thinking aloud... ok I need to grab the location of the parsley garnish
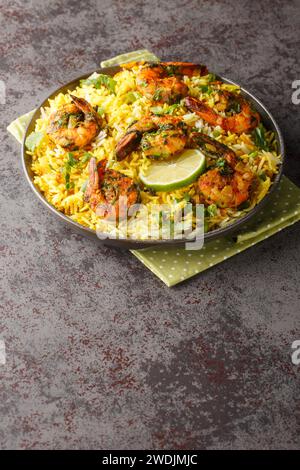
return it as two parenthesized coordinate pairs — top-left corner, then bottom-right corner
(252, 124), (269, 151)
(80, 74), (116, 94)
(63, 152), (92, 190)
(200, 85), (213, 95)
(124, 91), (142, 104)
(80, 152), (93, 165)
(207, 73), (216, 82)
(153, 89), (163, 101)
(183, 193), (191, 203)
(207, 204), (217, 216)
(64, 152), (76, 189)
(150, 103), (180, 116)
(67, 152), (78, 167)
(25, 131), (44, 151)
(216, 158), (233, 176)
(97, 106), (105, 116)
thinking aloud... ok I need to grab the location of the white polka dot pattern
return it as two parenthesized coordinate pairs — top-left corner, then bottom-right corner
(132, 177), (300, 287)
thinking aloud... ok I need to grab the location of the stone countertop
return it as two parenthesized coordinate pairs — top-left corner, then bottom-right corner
(1, 0), (300, 449)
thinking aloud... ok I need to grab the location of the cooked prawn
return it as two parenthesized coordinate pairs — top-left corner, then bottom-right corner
(116, 115), (188, 161)
(191, 132), (255, 208)
(184, 91), (260, 134)
(124, 61), (208, 104)
(47, 95), (102, 150)
(84, 158), (140, 220)
(188, 131), (236, 166)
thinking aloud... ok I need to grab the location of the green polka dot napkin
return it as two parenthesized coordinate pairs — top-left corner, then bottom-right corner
(132, 176), (300, 286)
(8, 50), (300, 286)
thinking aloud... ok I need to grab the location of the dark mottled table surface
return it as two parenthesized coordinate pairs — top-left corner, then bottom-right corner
(1, 0), (300, 450)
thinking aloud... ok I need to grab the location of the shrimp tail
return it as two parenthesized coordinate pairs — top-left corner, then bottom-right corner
(188, 132), (236, 165)
(84, 157), (99, 203)
(185, 94), (260, 135)
(115, 130), (143, 161)
(84, 158), (108, 211)
(70, 94), (102, 126)
(184, 96), (224, 128)
(70, 94), (92, 113)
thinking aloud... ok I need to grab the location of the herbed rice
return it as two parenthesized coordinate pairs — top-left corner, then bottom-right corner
(28, 66), (281, 239)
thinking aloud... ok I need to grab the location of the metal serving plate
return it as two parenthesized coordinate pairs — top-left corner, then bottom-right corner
(22, 66), (285, 249)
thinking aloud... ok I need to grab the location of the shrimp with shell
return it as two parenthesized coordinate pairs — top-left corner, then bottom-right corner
(84, 158), (140, 220)
(189, 132), (255, 208)
(123, 61), (208, 104)
(115, 114), (188, 161)
(184, 91), (260, 135)
(47, 95), (102, 150)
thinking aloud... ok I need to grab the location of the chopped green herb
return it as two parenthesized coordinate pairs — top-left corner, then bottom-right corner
(238, 200), (250, 210)
(212, 129), (221, 138)
(64, 169), (71, 190)
(25, 131), (44, 151)
(80, 74), (116, 94)
(166, 103), (180, 114)
(150, 106), (164, 115)
(259, 171), (267, 181)
(56, 113), (69, 128)
(63, 153), (78, 190)
(183, 193), (191, 203)
(80, 152), (92, 165)
(207, 204), (217, 216)
(252, 124), (269, 151)
(68, 114), (81, 128)
(268, 133), (278, 152)
(227, 100), (241, 114)
(124, 91), (142, 104)
(66, 181), (75, 190)
(97, 106), (105, 116)
(81, 179), (89, 193)
(207, 73), (216, 82)
(153, 89), (163, 101)
(248, 151), (258, 158)
(150, 103), (180, 116)
(216, 159), (225, 168)
(64, 170), (71, 189)
(67, 152), (78, 167)
(165, 64), (178, 76)
(200, 85), (213, 95)
(216, 158), (233, 176)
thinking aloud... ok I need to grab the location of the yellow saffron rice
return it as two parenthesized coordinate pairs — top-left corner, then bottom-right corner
(28, 67), (281, 239)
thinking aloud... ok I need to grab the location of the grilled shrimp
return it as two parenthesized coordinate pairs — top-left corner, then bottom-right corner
(184, 91), (260, 134)
(47, 95), (102, 150)
(190, 132), (255, 208)
(124, 61), (208, 104)
(188, 132), (236, 166)
(116, 115), (188, 161)
(84, 158), (140, 220)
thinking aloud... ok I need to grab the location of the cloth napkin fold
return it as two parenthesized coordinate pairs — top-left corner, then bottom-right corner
(8, 50), (300, 286)
(132, 176), (300, 286)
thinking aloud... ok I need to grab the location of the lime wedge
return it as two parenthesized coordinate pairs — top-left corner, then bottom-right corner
(140, 149), (206, 192)
(100, 50), (159, 68)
